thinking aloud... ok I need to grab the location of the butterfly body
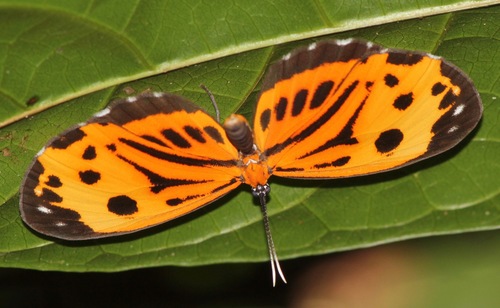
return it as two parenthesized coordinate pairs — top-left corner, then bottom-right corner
(20, 39), (482, 284)
(223, 114), (272, 188)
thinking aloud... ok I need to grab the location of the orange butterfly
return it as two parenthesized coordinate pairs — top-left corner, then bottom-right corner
(20, 39), (482, 286)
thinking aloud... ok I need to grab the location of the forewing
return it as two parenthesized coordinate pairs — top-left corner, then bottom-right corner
(20, 93), (241, 239)
(253, 40), (482, 178)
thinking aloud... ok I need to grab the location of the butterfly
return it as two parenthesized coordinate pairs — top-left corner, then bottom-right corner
(20, 39), (482, 286)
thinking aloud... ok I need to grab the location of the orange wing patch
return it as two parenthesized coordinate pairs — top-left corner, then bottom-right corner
(253, 40), (482, 178)
(21, 94), (241, 239)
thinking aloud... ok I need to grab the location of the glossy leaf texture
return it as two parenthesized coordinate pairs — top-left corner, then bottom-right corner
(0, 1), (498, 271)
(0, 0), (496, 126)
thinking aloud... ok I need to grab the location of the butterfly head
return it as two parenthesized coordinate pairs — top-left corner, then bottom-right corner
(251, 183), (271, 200)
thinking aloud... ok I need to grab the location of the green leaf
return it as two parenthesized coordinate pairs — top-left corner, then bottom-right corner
(0, 1), (498, 272)
(0, 0), (496, 125)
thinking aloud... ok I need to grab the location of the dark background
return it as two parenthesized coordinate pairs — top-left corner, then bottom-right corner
(3, 229), (500, 307)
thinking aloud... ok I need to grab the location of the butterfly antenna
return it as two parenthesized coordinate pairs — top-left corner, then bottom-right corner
(200, 84), (220, 122)
(253, 184), (287, 287)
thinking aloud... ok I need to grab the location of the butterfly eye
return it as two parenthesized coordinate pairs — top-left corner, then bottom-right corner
(251, 183), (271, 199)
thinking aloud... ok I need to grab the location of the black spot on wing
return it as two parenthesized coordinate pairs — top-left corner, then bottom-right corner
(331, 156), (351, 167)
(166, 198), (182, 206)
(45, 175), (62, 188)
(162, 129), (191, 148)
(310, 81), (334, 109)
(292, 89), (308, 116)
(260, 108), (271, 131)
(384, 74), (399, 87)
(275, 97), (287, 121)
(107, 195), (138, 215)
(79, 170), (101, 185)
(314, 156), (351, 169)
(203, 126), (225, 144)
(184, 126), (206, 143)
(106, 143), (117, 151)
(386, 53), (423, 65)
(375, 129), (403, 153)
(432, 82), (446, 96)
(82, 145), (96, 160)
(51, 128), (86, 149)
(393, 93), (414, 110)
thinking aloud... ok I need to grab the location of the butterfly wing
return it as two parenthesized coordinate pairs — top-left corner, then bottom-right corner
(253, 39), (482, 178)
(20, 93), (241, 239)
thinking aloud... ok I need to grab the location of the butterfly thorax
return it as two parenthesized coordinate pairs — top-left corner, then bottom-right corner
(240, 153), (271, 187)
(224, 114), (272, 188)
